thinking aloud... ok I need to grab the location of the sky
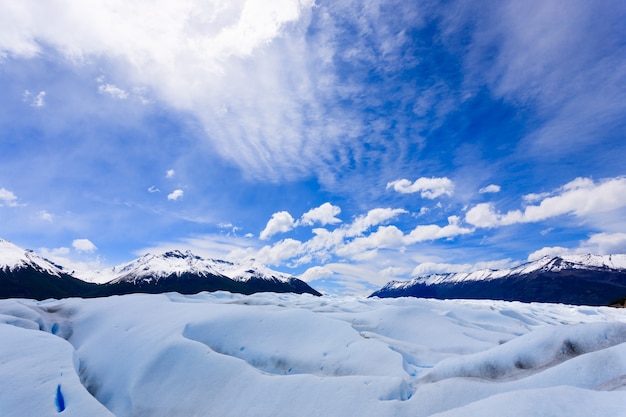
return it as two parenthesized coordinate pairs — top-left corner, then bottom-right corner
(1, 0), (626, 295)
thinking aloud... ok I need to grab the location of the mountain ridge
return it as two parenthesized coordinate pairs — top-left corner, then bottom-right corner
(0, 239), (320, 299)
(371, 255), (626, 306)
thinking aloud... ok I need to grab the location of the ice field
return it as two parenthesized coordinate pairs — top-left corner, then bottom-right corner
(1, 292), (626, 416)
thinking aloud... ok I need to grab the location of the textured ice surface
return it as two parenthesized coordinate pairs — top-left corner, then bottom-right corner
(1, 293), (625, 416)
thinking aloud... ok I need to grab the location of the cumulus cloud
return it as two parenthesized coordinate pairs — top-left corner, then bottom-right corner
(299, 202), (341, 226)
(255, 238), (302, 265)
(259, 211), (295, 240)
(0, 187), (19, 207)
(72, 238), (97, 253)
(387, 177), (454, 199)
(167, 189), (184, 200)
(166, 169), (175, 179)
(336, 225), (405, 257)
(466, 177), (626, 228)
(479, 184), (501, 194)
(148, 186), (160, 193)
(299, 265), (333, 282)
(527, 246), (572, 261)
(256, 207), (472, 267)
(528, 232), (626, 261)
(346, 208), (407, 237)
(404, 215), (473, 243)
(583, 232), (626, 254)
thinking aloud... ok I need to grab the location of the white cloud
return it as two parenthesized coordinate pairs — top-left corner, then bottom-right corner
(299, 266), (333, 282)
(32, 90), (46, 107)
(166, 169), (175, 179)
(0, 187), (19, 207)
(299, 202), (341, 226)
(259, 211), (295, 240)
(148, 186), (160, 193)
(523, 192), (550, 204)
(528, 232), (626, 261)
(387, 177), (454, 199)
(466, 177), (626, 228)
(167, 189), (184, 201)
(404, 215), (473, 243)
(346, 208), (407, 237)
(255, 238), (302, 265)
(72, 238), (97, 253)
(479, 184), (501, 194)
(257, 208), (471, 266)
(38, 246), (103, 275)
(527, 246), (572, 261)
(465, 203), (509, 228)
(336, 225), (405, 257)
(411, 258), (515, 277)
(98, 83), (128, 99)
(582, 232), (626, 254)
(0, 0), (332, 181)
(38, 210), (54, 222)
(23, 90), (46, 108)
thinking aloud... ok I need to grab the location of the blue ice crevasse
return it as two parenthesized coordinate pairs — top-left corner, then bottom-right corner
(55, 384), (65, 412)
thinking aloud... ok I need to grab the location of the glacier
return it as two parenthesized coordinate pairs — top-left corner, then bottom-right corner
(1, 292), (626, 416)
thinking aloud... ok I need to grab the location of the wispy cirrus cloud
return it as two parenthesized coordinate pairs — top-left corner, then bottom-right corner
(98, 83), (128, 100)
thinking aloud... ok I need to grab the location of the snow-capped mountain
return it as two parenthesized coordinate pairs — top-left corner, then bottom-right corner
(77, 250), (321, 296)
(0, 240), (321, 299)
(83, 250), (300, 285)
(0, 238), (322, 299)
(371, 255), (626, 306)
(0, 239), (100, 300)
(0, 238), (65, 276)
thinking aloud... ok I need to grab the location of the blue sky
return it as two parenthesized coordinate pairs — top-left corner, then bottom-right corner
(1, 1), (626, 295)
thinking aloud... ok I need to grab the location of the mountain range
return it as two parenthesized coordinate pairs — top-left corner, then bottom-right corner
(0, 239), (320, 300)
(370, 254), (626, 306)
(3, 237), (626, 305)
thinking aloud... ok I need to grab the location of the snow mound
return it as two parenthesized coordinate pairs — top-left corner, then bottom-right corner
(421, 322), (626, 382)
